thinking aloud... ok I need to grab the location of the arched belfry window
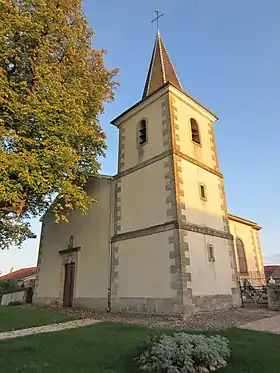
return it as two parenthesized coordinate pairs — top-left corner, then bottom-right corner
(138, 119), (147, 146)
(236, 238), (248, 274)
(190, 118), (200, 145)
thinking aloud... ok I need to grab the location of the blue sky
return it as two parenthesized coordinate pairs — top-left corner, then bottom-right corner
(1, 0), (280, 274)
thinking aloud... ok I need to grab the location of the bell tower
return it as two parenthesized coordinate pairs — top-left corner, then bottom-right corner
(109, 30), (240, 315)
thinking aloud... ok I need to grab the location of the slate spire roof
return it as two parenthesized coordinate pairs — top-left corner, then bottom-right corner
(142, 31), (182, 98)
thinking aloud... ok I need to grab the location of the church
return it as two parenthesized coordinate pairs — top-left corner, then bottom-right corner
(33, 32), (265, 315)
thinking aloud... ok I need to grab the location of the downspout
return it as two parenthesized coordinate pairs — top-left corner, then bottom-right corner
(107, 177), (115, 312)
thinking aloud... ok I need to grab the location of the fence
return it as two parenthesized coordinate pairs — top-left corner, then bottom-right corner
(238, 274), (268, 308)
(0, 287), (33, 306)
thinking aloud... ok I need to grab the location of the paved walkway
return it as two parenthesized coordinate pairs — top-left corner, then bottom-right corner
(0, 319), (101, 341)
(239, 314), (280, 334)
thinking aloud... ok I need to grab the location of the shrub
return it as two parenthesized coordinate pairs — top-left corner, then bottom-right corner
(8, 301), (23, 306)
(135, 332), (230, 373)
(0, 279), (18, 291)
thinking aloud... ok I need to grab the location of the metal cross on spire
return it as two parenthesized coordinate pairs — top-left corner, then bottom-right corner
(151, 9), (164, 33)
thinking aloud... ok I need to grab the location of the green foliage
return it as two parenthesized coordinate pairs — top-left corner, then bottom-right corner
(0, 278), (18, 291)
(0, 306), (75, 332)
(0, 0), (118, 249)
(8, 300), (23, 306)
(136, 332), (230, 373)
(0, 322), (279, 372)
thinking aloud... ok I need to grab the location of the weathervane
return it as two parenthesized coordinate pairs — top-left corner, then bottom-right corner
(151, 9), (164, 33)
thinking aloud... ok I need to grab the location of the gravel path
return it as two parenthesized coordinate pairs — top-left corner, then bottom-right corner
(40, 306), (279, 331)
(239, 314), (280, 334)
(1, 307), (279, 341)
(0, 319), (101, 341)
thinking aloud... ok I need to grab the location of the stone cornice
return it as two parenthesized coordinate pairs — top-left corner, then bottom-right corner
(111, 220), (232, 242)
(59, 247), (81, 255)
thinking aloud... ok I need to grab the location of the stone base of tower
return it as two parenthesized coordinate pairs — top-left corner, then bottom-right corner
(181, 290), (241, 316)
(110, 292), (241, 316)
(191, 293), (240, 313)
(110, 225), (241, 316)
(111, 297), (180, 314)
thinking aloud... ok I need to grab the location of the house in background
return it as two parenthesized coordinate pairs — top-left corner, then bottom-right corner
(264, 265), (280, 283)
(0, 267), (38, 288)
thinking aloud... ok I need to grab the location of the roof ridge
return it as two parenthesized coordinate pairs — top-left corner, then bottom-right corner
(0, 267), (37, 280)
(158, 34), (166, 84)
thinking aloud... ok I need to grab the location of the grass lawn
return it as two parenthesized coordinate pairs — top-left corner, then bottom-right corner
(0, 306), (75, 332)
(0, 322), (280, 373)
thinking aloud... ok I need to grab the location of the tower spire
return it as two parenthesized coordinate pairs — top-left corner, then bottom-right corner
(151, 9), (164, 34)
(142, 32), (183, 99)
(143, 12), (182, 99)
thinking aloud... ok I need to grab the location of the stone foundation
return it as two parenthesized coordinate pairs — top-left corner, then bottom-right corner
(34, 293), (238, 315)
(111, 297), (180, 314)
(111, 294), (236, 315)
(32, 296), (59, 307)
(192, 294), (234, 312)
(73, 297), (108, 310)
(33, 296), (108, 310)
(231, 287), (242, 308)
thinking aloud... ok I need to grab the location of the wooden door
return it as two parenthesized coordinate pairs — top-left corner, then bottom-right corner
(63, 262), (75, 307)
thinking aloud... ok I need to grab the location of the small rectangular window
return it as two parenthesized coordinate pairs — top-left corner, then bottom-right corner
(208, 244), (215, 262)
(199, 183), (207, 201)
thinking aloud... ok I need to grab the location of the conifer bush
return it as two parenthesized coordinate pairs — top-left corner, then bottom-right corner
(136, 332), (230, 373)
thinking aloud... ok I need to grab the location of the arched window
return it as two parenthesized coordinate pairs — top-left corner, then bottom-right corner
(190, 118), (200, 145)
(138, 119), (147, 146)
(236, 238), (248, 274)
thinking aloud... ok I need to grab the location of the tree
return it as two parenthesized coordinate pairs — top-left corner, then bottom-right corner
(0, 0), (118, 249)
(0, 278), (18, 291)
